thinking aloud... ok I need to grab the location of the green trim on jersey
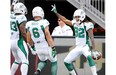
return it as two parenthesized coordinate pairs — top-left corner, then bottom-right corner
(84, 26), (90, 49)
(17, 38), (27, 58)
(40, 25), (44, 31)
(40, 25), (49, 46)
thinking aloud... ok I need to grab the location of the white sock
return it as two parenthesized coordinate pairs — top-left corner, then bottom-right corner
(69, 69), (76, 75)
(11, 63), (19, 75)
(20, 64), (28, 75)
(90, 65), (98, 75)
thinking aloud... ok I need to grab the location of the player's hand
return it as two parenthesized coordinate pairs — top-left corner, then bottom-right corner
(31, 51), (36, 55)
(52, 47), (57, 58)
(30, 49), (36, 55)
(31, 46), (36, 55)
(12, 0), (19, 5)
(51, 4), (57, 13)
(27, 43), (36, 55)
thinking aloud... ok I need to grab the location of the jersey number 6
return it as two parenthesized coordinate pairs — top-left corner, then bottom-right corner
(32, 28), (40, 38)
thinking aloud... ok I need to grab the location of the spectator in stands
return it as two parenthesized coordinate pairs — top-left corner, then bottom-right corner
(52, 19), (73, 36)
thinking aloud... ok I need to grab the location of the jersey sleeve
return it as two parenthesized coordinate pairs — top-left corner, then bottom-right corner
(26, 21), (31, 32)
(43, 19), (50, 28)
(85, 22), (94, 31)
(17, 15), (27, 25)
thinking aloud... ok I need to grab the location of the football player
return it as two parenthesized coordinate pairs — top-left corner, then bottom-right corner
(26, 6), (57, 75)
(10, 2), (29, 75)
(51, 4), (98, 75)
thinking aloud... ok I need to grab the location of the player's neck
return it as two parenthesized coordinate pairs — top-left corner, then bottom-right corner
(34, 16), (42, 21)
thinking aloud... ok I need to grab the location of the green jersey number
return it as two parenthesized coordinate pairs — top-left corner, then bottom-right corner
(32, 28), (40, 38)
(74, 27), (85, 38)
(10, 21), (17, 31)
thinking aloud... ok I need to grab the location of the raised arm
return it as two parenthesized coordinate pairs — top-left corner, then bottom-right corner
(51, 4), (72, 26)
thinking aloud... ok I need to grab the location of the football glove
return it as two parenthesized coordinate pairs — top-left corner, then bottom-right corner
(92, 50), (102, 60)
(51, 4), (57, 13)
(52, 47), (57, 58)
(27, 43), (36, 55)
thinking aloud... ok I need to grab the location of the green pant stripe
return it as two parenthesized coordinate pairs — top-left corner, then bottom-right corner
(22, 62), (29, 65)
(14, 61), (20, 64)
(18, 38), (27, 58)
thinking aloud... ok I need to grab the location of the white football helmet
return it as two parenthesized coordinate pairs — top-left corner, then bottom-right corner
(13, 2), (27, 15)
(73, 9), (86, 21)
(92, 50), (102, 60)
(32, 6), (44, 19)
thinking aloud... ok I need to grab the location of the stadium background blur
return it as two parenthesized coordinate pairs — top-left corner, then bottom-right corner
(13, 0), (105, 36)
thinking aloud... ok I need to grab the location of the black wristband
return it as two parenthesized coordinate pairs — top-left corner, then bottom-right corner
(52, 47), (55, 51)
(31, 45), (36, 51)
(31, 45), (34, 48)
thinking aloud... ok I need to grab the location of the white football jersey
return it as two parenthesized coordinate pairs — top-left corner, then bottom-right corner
(16, 14), (27, 25)
(52, 24), (73, 36)
(72, 20), (94, 46)
(10, 14), (27, 40)
(10, 13), (19, 39)
(26, 19), (50, 48)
